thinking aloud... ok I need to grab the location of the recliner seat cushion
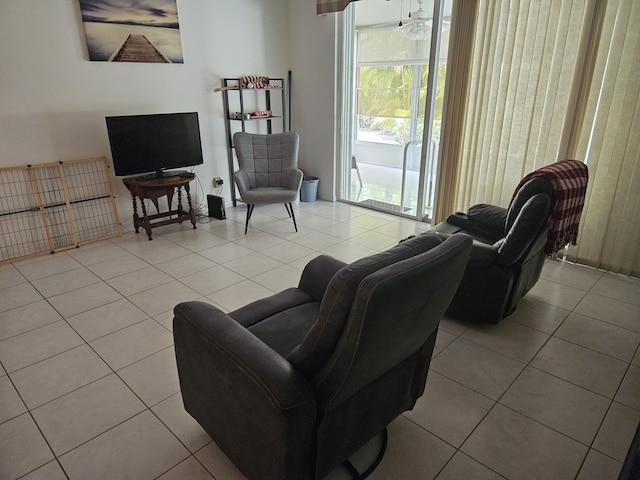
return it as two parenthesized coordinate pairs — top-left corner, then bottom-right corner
(247, 302), (321, 358)
(290, 233), (444, 377)
(230, 288), (316, 328)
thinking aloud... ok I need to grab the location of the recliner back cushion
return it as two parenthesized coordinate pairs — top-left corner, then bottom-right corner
(506, 176), (554, 232)
(494, 194), (552, 266)
(315, 234), (472, 410)
(289, 233), (443, 378)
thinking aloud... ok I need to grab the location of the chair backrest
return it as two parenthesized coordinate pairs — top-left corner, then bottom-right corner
(290, 233), (446, 377)
(313, 233), (472, 411)
(495, 193), (552, 266)
(233, 132), (299, 188)
(506, 176), (554, 233)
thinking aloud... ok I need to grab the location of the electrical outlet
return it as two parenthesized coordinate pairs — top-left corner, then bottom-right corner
(213, 177), (223, 186)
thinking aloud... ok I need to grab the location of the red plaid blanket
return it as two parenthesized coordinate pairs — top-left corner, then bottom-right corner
(512, 159), (588, 256)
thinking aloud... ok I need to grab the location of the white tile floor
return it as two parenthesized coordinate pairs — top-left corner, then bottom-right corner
(1, 200), (639, 480)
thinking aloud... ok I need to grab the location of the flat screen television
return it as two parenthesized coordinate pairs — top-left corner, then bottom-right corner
(105, 112), (204, 178)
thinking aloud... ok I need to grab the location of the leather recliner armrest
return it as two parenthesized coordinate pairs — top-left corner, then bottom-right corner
(424, 232), (497, 267)
(445, 212), (469, 229)
(467, 240), (498, 267)
(431, 218), (465, 235)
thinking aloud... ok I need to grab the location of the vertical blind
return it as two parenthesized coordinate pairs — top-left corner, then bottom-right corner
(439, 0), (639, 276)
(566, 0), (640, 276)
(456, 0), (590, 209)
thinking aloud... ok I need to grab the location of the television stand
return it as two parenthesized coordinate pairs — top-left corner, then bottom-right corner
(123, 174), (196, 240)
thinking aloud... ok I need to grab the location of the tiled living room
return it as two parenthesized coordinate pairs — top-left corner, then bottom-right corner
(1, 200), (639, 480)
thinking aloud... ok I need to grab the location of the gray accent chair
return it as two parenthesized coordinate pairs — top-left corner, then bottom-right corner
(233, 131), (303, 234)
(173, 232), (472, 480)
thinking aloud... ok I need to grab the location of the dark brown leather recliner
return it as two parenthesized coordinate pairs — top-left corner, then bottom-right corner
(428, 176), (554, 324)
(173, 232), (472, 480)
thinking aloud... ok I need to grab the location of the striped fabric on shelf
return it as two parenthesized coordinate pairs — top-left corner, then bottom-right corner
(316, 0), (359, 14)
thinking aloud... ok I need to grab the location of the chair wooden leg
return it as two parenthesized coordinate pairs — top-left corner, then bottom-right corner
(244, 204), (254, 234)
(287, 203), (298, 232)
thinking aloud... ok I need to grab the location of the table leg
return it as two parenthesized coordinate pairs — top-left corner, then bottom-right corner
(185, 184), (197, 229)
(177, 187), (183, 223)
(131, 194), (141, 234)
(139, 197), (153, 240)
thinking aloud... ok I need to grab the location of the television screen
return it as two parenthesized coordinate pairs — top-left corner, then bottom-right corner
(105, 112), (204, 177)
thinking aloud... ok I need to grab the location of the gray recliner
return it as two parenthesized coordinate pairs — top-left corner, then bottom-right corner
(428, 176), (554, 323)
(173, 232), (472, 480)
(233, 131), (303, 234)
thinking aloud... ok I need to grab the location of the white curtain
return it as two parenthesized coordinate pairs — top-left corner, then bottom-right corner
(434, 0), (478, 224)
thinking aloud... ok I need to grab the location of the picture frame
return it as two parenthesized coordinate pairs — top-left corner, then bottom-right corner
(78, 0), (184, 63)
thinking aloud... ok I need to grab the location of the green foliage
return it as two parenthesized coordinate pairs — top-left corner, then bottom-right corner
(356, 63), (447, 144)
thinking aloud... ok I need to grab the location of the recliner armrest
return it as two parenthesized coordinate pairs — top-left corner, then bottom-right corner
(468, 240), (498, 266)
(173, 301), (316, 480)
(298, 255), (347, 302)
(425, 232), (497, 267)
(174, 301), (315, 409)
(445, 212), (470, 229)
(431, 219), (464, 235)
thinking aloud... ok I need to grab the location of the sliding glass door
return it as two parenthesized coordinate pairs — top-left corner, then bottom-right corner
(339, 0), (451, 223)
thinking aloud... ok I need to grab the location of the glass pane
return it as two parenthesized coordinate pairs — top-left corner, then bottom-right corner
(357, 116), (412, 145)
(357, 66), (414, 89)
(358, 28), (431, 63)
(418, 64), (447, 117)
(357, 66), (414, 118)
(349, 0), (452, 221)
(357, 89), (412, 118)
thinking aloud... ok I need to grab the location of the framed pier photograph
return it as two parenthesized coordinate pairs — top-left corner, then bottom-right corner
(78, 0), (184, 63)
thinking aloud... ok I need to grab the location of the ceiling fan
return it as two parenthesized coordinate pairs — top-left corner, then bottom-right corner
(397, 0), (431, 40)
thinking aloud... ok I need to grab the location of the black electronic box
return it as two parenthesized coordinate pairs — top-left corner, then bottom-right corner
(207, 195), (226, 220)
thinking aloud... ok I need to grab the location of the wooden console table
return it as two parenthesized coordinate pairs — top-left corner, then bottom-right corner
(123, 174), (196, 240)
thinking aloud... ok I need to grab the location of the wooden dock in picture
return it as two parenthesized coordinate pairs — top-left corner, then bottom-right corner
(109, 34), (171, 63)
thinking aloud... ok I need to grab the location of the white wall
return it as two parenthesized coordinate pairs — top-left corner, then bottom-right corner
(0, 0), (292, 227)
(288, 1), (338, 201)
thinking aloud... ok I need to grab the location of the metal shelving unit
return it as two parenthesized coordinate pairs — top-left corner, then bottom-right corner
(220, 77), (287, 206)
